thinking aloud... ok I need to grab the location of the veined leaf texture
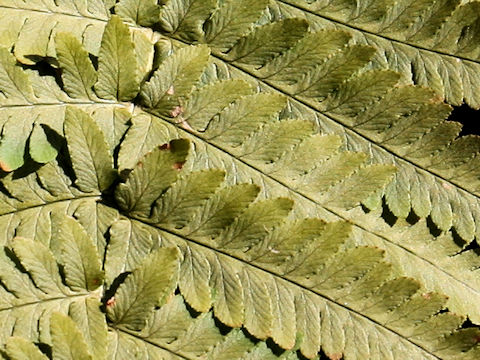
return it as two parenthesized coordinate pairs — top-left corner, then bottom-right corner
(0, 1), (480, 359)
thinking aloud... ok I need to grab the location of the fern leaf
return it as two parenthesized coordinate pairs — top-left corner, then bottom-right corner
(50, 312), (93, 360)
(55, 32), (97, 100)
(107, 247), (179, 331)
(226, 19), (309, 66)
(204, 0), (270, 51)
(58, 216), (104, 291)
(2, 4), (480, 359)
(109, 145), (480, 359)
(64, 107), (116, 193)
(5, 337), (49, 360)
(160, 0), (217, 41)
(115, 0), (160, 27)
(114, 140), (189, 215)
(149, 2), (480, 254)
(68, 299), (108, 360)
(0, 0), (110, 64)
(0, 108), (478, 359)
(94, 15), (140, 101)
(272, 0), (480, 108)
(140, 44), (211, 116)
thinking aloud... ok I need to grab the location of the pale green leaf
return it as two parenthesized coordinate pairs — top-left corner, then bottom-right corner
(5, 337), (49, 360)
(226, 19), (309, 66)
(140, 45), (211, 116)
(107, 247), (179, 330)
(0, 116), (31, 171)
(95, 15), (139, 101)
(11, 237), (67, 295)
(57, 216), (104, 291)
(69, 299), (108, 360)
(160, 0), (217, 41)
(50, 312), (93, 360)
(28, 122), (62, 164)
(183, 80), (255, 131)
(241, 268), (273, 340)
(187, 184), (260, 238)
(2, 3), (480, 359)
(153, 169), (226, 227)
(115, 0), (160, 26)
(115, 139), (189, 216)
(178, 242), (213, 313)
(55, 32), (97, 100)
(203, 93), (287, 146)
(204, 0), (270, 51)
(117, 113), (173, 171)
(64, 106), (116, 193)
(0, 46), (35, 103)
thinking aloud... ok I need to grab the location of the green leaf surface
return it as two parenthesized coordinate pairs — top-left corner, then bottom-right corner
(204, 0), (270, 51)
(64, 106), (116, 193)
(95, 15), (139, 101)
(107, 247), (179, 330)
(2, 3), (480, 359)
(115, 0), (160, 26)
(226, 19), (309, 66)
(115, 139), (189, 216)
(55, 32), (97, 100)
(5, 337), (49, 360)
(58, 216), (104, 291)
(140, 45), (211, 116)
(50, 312), (93, 360)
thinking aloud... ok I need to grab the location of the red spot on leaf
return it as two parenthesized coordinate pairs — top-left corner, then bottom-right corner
(160, 143), (171, 150)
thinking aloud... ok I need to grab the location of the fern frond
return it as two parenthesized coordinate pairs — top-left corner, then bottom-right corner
(2, 7), (480, 359)
(269, 0), (480, 109)
(143, 2), (480, 252)
(3, 0), (479, 244)
(122, 39), (480, 325)
(3, 123), (476, 359)
(2, 11), (476, 329)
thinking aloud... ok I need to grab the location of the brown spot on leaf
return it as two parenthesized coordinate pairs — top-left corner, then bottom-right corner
(160, 143), (171, 150)
(170, 106), (184, 118)
(137, 161), (143, 169)
(173, 162), (184, 171)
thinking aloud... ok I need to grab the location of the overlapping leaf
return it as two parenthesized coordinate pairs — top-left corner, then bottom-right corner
(269, 0), (480, 109)
(1, 5), (480, 360)
(0, 13), (154, 171)
(109, 141), (480, 359)
(154, 0), (480, 244)
(1, 108), (478, 359)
